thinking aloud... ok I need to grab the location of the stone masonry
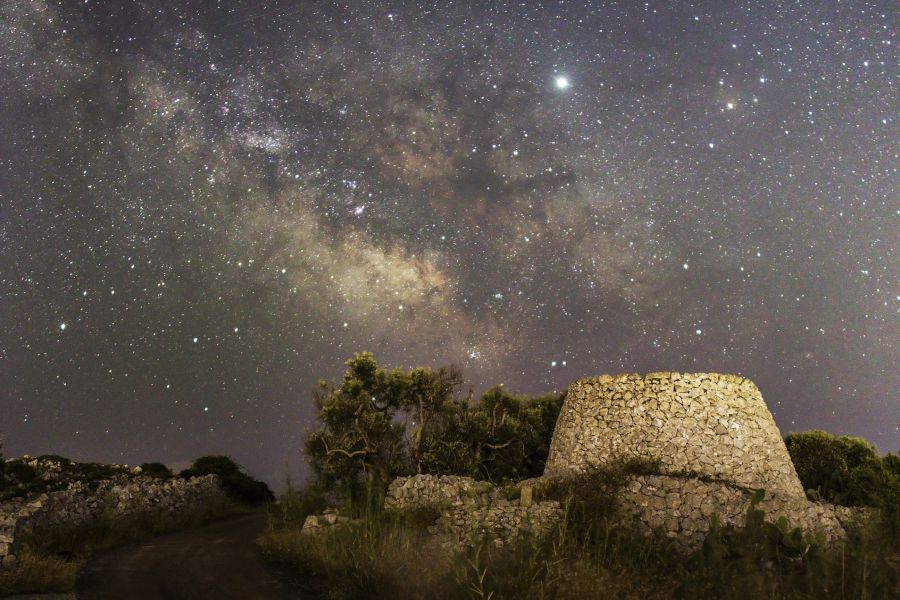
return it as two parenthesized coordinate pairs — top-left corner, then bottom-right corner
(377, 372), (853, 553)
(0, 472), (226, 569)
(385, 474), (562, 549)
(545, 372), (806, 499)
(619, 474), (848, 551)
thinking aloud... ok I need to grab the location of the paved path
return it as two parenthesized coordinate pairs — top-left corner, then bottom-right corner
(76, 513), (320, 600)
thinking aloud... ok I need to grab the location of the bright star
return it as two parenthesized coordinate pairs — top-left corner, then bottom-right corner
(554, 76), (570, 90)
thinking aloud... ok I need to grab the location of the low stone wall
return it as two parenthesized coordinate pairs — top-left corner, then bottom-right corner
(385, 474), (562, 549)
(619, 475), (846, 551)
(431, 497), (561, 549)
(0, 475), (226, 569)
(382, 473), (853, 554)
(385, 474), (495, 511)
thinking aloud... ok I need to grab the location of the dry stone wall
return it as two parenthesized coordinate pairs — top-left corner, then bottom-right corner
(618, 475), (847, 551)
(0, 473), (226, 569)
(385, 474), (561, 549)
(545, 372), (806, 499)
(375, 373), (851, 553)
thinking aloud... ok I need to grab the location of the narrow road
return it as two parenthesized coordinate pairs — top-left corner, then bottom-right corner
(76, 513), (321, 600)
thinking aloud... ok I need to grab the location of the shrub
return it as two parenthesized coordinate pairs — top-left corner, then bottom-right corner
(179, 455), (243, 478)
(181, 455), (274, 505)
(258, 501), (454, 599)
(6, 460), (37, 483)
(784, 430), (880, 505)
(139, 462), (173, 479)
(0, 548), (78, 597)
(70, 462), (120, 486)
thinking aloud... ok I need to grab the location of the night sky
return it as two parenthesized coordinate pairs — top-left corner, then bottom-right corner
(1, 1), (897, 485)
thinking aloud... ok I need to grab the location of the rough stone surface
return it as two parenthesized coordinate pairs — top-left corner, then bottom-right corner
(618, 475), (846, 551)
(385, 474), (561, 549)
(379, 373), (854, 553)
(545, 372), (806, 499)
(300, 508), (354, 534)
(384, 474), (494, 512)
(0, 470), (226, 568)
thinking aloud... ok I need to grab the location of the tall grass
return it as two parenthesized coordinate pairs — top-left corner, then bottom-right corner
(259, 485), (450, 599)
(0, 548), (79, 596)
(261, 467), (899, 599)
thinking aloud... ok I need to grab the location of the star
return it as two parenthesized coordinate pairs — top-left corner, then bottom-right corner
(0, 0), (894, 487)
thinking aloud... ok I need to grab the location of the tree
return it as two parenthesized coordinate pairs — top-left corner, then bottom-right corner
(304, 353), (412, 496)
(304, 353), (566, 497)
(419, 386), (565, 482)
(406, 365), (463, 473)
(181, 455), (274, 505)
(139, 462), (173, 479)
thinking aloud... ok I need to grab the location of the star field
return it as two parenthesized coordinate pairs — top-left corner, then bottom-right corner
(0, 1), (896, 484)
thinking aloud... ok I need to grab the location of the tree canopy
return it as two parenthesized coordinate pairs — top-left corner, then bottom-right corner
(304, 353), (564, 497)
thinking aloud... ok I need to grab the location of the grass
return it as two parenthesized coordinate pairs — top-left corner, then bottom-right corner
(260, 465), (900, 600)
(0, 548), (79, 597)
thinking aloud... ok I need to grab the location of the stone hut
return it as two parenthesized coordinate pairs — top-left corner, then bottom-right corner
(377, 372), (849, 552)
(545, 372), (806, 499)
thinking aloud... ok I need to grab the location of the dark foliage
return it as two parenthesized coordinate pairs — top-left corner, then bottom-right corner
(6, 460), (37, 483)
(180, 455), (275, 505)
(784, 430), (897, 507)
(138, 462), (173, 479)
(304, 353), (566, 501)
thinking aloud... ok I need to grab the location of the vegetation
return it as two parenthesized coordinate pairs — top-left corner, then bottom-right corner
(262, 354), (900, 599)
(0, 548), (79, 597)
(304, 352), (564, 500)
(0, 452), (262, 596)
(262, 465), (899, 599)
(139, 462), (174, 479)
(179, 455), (275, 505)
(784, 430), (899, 507)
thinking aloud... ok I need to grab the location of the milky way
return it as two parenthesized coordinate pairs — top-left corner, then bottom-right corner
(1, 1), (896, 483)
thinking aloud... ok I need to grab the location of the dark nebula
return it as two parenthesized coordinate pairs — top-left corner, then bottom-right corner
(1, 1), (896, 483)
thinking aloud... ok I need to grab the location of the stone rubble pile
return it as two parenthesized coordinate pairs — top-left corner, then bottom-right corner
(301, 508), (355, 533)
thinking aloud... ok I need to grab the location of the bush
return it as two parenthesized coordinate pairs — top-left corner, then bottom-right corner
(784, 430), (893, 507)
(181, 455), (274, 506)
(6, 460), (37, 483)
(139, 462), (173, 479)
(179, 455), (243, 478)
(258, 501), (454, 599)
